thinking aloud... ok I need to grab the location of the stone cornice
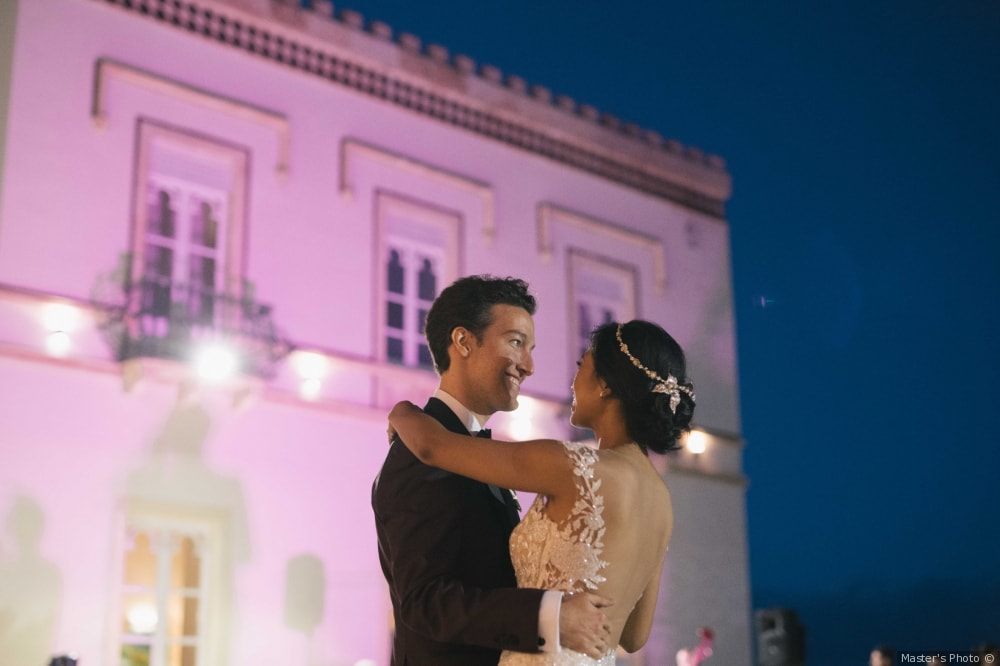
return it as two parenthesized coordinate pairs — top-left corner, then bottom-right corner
(93, 0), (731, 218)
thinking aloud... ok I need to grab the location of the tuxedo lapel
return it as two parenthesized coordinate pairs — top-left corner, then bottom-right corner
(422, 398), (520, 527)
(474, 428), (522, 524)
(422, 397), (469, 434)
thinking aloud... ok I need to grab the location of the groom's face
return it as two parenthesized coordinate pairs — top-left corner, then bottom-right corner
(460, 304), (535, 416)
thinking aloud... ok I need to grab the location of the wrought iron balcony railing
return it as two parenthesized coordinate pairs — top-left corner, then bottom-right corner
(93, 269), (291, 380)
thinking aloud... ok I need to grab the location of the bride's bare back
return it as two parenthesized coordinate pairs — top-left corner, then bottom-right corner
(505, 441), (672, 662)
(587, 443), (672, 651)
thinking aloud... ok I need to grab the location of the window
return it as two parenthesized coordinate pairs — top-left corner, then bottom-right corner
(376, 192), (459, 369)
(130, 121), (249, 348)
(119, 523), (211, 666)
(384, 246), (441, 367)
(142, 175), (228, 330)
(570, 251), (637, 359)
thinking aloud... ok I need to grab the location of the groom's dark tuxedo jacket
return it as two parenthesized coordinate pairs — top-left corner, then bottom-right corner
(372, 397), (545, 665)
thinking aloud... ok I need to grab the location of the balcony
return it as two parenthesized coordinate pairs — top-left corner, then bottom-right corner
(94, 271), (291, 381)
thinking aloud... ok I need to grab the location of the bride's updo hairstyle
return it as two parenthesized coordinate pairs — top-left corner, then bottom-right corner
(590, 320), (695, 454)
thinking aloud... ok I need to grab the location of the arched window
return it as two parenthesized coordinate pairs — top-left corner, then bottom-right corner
(377, 193), (459, 370)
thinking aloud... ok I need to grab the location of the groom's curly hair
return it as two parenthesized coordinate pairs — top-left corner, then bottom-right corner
(424, 275), (536, 374)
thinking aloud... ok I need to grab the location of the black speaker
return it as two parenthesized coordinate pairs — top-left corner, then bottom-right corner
(49, 657), (78, 666)
(755, 608), (806, 666)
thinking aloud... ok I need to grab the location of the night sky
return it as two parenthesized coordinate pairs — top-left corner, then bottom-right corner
(337, 1), (1000, 662)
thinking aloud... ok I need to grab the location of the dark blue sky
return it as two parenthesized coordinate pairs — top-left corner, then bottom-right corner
(339, 1), (1000, 662)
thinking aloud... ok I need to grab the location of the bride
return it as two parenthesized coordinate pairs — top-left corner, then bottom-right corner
(389, 319), (695, 665)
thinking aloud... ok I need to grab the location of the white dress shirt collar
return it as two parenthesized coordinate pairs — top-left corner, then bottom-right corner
(433, 388), (489, 433)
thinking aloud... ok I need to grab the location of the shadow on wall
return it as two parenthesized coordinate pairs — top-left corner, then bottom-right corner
(120, 396), (251, 664)
(129, 394), (251, 532)
(124, 397), (251, 556)
(0, 495), (63, 666)
(285, 553), (327, 662)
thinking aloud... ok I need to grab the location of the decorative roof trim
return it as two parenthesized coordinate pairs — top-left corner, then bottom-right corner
(94, 0), (729, 218)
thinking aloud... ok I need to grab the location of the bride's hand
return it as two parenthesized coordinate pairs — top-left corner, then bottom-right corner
(389, 400), (420, 424)
(387, 400), (420, 443)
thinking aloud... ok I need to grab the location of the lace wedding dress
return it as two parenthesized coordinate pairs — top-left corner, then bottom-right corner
(499, 441), (616, 666)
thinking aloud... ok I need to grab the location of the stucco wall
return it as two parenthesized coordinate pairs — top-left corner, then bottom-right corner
(0, 0), (749, 663)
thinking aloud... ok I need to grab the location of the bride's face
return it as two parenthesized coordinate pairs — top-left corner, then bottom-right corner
(569, 350), (603, 428)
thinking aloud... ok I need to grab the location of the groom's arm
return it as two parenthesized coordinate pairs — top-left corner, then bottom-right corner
(383, 473), (611, 656)
(380, 459), (546, 652)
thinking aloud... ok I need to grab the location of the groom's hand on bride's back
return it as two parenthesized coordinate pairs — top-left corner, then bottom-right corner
(559, 592), (614, 659)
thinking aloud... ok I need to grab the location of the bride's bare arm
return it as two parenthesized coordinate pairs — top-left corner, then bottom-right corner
(388, 400), (576, 498)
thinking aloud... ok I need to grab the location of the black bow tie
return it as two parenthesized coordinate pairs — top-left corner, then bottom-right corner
(474, 428), (492, 439)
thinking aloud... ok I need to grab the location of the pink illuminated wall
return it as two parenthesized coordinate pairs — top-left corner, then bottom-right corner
(0, 0), (748, 664)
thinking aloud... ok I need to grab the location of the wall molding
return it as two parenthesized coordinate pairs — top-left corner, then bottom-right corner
(538, 202), (667, 294)
(92, 58), (291, 177)
(341, 138), (495, 243)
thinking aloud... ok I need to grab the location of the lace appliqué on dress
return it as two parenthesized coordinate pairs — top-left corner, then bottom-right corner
(500, 441), (614, 666)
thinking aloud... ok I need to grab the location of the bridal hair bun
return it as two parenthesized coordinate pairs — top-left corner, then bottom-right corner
(591, 320), (695, 454)
(615, 324), (695, 413)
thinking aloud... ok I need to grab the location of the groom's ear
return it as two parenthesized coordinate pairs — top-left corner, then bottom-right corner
(450, 326), (473, 358)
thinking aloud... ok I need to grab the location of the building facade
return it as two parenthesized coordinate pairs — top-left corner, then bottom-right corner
(0, 0), (750, 664)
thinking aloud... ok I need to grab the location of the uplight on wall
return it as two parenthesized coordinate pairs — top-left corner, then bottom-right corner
(193, 344), (239, 383)
(42, 302), (81, 357)
(291, 350), (329, 401)
(299, 377), (322, 400)
(507, 395), (541, 441)
(45, 330), (72, 357)
(686, 429), (708, 455)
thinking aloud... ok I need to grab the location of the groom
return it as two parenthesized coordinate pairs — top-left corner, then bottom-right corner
(372, 275), (612, 665)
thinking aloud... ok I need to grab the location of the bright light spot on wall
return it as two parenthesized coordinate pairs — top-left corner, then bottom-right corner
(194, 344), (238, 382)
(126, 602), (158, 634)
(686, 430), (708, 455)
(292, 351), (328, 400)
(42, 303), (81, 357)
(508, 396), (540, 441)
(292, 351), (328, 378)
(353, 660), (376, 666)
(45, 330), (72, 357)
(299, 377), (322, 400)
(43, 302), (81, 332)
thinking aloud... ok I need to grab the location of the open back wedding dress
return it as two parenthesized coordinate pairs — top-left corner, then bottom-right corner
(499, 440), (616, 666)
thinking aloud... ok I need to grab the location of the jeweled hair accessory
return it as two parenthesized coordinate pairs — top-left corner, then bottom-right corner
(616, 324), (695, 414)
